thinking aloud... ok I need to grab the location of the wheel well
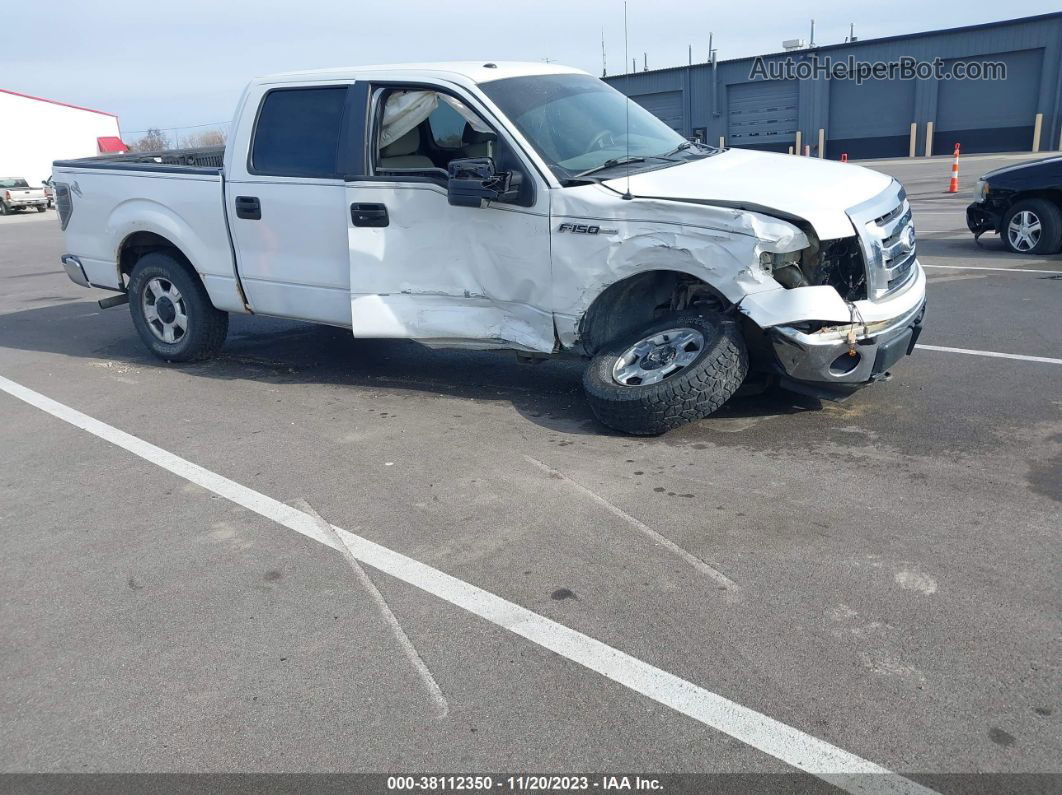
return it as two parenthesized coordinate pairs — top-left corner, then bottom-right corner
(1007, 190), (1062, 213)
(117, 232), (197, 287)
(577, 270), (730, 355)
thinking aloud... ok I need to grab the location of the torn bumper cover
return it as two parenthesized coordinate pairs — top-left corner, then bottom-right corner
(966, 203), (1001, 236)
(769, 296), (926, 398)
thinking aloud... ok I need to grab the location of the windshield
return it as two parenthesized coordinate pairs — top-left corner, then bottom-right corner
(480, 73), (693, 182)
(0, 179), (31, 188)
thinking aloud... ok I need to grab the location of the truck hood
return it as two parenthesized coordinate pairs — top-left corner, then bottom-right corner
(602, 147), (894, 241)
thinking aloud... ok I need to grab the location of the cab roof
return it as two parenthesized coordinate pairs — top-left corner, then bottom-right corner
(256, 61), (588, 87)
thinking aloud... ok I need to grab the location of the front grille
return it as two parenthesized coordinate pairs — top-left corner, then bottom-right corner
(847, 183), (918, 300)
(879, 207), (917, 292)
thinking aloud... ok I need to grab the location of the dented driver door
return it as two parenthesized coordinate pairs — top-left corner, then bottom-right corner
(344, 82), (554, 353)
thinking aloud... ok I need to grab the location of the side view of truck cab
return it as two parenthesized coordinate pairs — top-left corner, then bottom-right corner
(53, 62), (926, 435)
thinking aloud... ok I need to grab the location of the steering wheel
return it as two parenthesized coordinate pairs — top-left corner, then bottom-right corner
(588, 130), (617, 152)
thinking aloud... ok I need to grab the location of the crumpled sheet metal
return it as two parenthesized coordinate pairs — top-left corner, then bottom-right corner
(550, 188), (819, 347)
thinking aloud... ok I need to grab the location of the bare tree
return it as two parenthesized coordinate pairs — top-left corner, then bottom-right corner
(130, 128), (172, 152)
(176, 129), (228, 149)
(197, 128), (227, 147)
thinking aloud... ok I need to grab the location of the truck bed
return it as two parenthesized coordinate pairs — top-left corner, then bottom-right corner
(55, 146), (226, 171)
(51, 146), (246, 313)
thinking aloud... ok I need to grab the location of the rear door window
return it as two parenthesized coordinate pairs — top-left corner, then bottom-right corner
(251, 87), (347, 177)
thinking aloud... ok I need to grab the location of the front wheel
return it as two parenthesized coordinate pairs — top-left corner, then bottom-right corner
(1002, 199), (1062, 255)
(582, 310), (748, 435)
(128, 251), (228, 362)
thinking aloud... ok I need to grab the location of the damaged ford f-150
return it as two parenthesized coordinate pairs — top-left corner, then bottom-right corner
(52, 62), (926, 435)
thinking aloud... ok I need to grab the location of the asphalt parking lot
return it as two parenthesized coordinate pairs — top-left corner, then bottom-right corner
(1, 153), (1059, 791)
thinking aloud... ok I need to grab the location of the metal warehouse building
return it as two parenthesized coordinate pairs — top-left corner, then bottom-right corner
(0, 89), (125, 186)
(605, 12), (1062, 159)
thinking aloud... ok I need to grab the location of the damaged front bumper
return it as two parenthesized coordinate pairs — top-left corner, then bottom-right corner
(966, 202), (1001, 236)
(768, 295), (926, 399)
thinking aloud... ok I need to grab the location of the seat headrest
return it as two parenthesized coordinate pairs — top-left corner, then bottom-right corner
(382, 128), (420, 156)
(462, 122), (496, 146)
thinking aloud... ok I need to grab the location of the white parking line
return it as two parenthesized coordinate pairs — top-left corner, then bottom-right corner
(921, 264), (1062, 275)
(915, 345), (1062, 365)
(0, 373), (934, 795)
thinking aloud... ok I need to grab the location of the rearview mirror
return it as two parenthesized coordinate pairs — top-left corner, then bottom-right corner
(447, 157), (513, 207)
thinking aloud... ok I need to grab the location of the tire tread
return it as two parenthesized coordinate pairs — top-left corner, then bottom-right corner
(127, 251), (228, 362)
(582, 310), (748, 435)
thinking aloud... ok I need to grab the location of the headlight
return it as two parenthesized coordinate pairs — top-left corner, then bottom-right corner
(973, 178), (989, 203)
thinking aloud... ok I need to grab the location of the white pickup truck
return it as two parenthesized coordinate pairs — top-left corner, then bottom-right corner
(53, 62), (925, 435)
(1, 178), (48, 214)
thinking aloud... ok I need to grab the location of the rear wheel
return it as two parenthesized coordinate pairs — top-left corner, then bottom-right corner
(0, 202), (9, 216)
(36, 205), (46, 213)
(1002, 199), (1062, 255)
(128, 251), (228, 362)
(582, 310), (748, 435)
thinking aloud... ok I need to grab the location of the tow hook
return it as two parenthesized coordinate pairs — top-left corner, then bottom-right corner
(845, 301), (866, 357)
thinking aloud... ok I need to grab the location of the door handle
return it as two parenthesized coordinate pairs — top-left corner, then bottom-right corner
(235, 196), (261, 220)
(351, 203), (389, 227)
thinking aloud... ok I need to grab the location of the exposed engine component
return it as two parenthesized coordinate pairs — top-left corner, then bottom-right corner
(799, 237), (867, 301)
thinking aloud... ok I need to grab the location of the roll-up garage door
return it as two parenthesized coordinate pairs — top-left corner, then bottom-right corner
(935, 49), (1042, 154)
(727, 80), (798, 152)
(632, 91), (684, 132)
(827, 78), (915, 159)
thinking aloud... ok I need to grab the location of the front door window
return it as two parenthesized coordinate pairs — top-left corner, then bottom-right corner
(373, 89), (498, 179)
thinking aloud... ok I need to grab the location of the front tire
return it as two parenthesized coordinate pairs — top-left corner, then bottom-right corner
(128, 251), (228, 362)
(583, 310), (748, 435)
(1002, 199), (1062, 255)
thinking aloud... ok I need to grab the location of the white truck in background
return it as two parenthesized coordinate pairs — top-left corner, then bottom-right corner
(53, 62), (926, 435)
(0, 178), (48, 214)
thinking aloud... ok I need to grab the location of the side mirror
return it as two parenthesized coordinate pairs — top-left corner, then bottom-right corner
(447, 157), (514, 207)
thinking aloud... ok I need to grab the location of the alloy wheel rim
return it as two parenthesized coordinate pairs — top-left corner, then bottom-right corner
(142, 277), (188, 344)
(1007, 210), (1041, 252)
(612, 328), (705, 386)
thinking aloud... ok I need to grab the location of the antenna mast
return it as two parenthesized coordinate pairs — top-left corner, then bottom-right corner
(601, 29), (607, 76)
(623, 1), (632, 199)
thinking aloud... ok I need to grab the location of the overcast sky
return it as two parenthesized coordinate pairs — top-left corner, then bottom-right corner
(3, 1), (1058, 139)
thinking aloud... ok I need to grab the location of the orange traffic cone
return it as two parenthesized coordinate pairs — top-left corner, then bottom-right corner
(947, 143), (960, 193)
